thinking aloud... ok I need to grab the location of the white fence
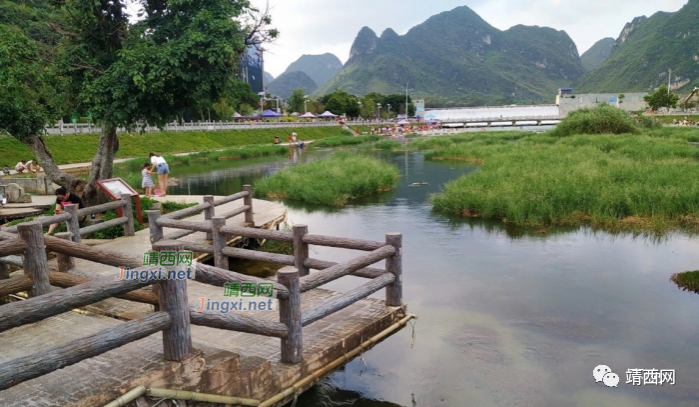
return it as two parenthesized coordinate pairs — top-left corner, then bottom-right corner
(44, 120), (343, 136)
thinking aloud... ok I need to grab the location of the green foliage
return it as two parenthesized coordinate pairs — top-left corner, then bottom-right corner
(428, 128), (699, 233)
(643, 84), (680, 110)
(549, 104), (640, 137)
(671, 271), (699, 294)
(323, 89), (360, 117)
(255, 152), (400, 206)
(0, 2), (63, 140)
(287, 88), (308, 114)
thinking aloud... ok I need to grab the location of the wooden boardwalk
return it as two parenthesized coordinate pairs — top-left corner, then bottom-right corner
(0, 193), (410, 407)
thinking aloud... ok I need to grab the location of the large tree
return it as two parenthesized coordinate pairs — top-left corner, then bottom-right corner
(0, 0), (276, 204)
(644, 84), (680, 111)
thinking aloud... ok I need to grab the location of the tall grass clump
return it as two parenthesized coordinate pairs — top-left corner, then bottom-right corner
(255, 152), (400, 206)
(671, 271), (699, 294)
(311, 135), (380, 148)
(428, 128), (699, 233)
(549, 104), (640, 137)
(374, 140), (403, 150)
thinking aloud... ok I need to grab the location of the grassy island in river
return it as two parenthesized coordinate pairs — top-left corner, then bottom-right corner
(424, 107), (699, 233)
(255, 152), (400, 206)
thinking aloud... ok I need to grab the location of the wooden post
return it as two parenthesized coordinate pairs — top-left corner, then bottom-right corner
(17, 222), (51, 297)
(278, 266), (302, 364)
(147, 210), (163, 243)
(385, 233), (403, 306)
(64, 204), (81, 244)
(56, 234), (75, 273)
(153, 240), (192, 361)
(203, 195), (215, 240)
(0, 263), (9, 280)
(243, 185), (254, 226)
(211, 216), (229, 270)
(293, 224), (309, 277)
(120, 194), (135, 237)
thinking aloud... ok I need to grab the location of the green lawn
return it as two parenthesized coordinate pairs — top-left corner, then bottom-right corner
(0, 127), (352, 165)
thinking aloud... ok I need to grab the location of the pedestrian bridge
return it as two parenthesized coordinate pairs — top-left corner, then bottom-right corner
(425, 104), (561, 127)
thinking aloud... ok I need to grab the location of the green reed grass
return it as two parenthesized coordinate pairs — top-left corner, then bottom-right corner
(310, 135), (380, 148)
(671, 271), (699, 294)
(255, 152), (400, 206)
(428, 128), (699, 233)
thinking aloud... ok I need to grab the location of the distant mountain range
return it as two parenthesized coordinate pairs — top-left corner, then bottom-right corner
(576, 0), (699, 93)
(266, 53), (342, 98)
(580, 38), (615, 71)
(315, 6), (585, 105)
(270, 1), (697, 106)
(267, 71), (317, 99)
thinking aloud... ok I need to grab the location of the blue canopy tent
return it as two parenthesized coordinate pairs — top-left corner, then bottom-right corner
(262, 109), (282, 118)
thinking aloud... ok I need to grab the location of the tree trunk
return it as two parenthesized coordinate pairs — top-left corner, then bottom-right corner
(22, 135), (85, 194)
(21, 124), (119, 206)
(82, 125), (119, 205)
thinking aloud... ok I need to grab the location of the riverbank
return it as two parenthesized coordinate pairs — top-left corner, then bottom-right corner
(426, 127), (699, 233)
(0, 127), (352, 165)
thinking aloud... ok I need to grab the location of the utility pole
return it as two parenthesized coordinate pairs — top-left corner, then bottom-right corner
(405, 83), (409, 119)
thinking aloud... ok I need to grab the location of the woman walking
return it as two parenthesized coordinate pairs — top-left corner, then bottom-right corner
(149, 153), (169, 197)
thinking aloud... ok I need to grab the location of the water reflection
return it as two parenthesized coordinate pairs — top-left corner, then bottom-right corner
(117, 149), (699, 406)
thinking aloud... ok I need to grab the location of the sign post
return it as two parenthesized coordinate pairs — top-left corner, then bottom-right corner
(95, 178), (143, 224)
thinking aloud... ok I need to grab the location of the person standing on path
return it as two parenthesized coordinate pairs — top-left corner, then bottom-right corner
(149, 153), (169, 197)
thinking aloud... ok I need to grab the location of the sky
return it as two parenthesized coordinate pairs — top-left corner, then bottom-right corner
(251, 0), (688, 78)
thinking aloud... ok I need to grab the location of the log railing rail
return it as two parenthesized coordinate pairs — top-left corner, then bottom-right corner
(0, 185), (403, 391)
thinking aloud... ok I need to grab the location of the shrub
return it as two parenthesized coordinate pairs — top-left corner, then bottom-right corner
(550, 104), (640, 137)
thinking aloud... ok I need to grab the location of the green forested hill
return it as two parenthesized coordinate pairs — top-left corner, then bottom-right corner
(576, 0), (699, 93)
(580, 38), (615, 71)
(267, 71), (317, 99)
(315, 6), (585, 106)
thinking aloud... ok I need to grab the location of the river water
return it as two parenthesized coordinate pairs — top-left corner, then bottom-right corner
(118, 147), (699, 407)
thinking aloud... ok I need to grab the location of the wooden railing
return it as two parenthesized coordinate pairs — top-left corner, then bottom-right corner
(147, 186), (402, 363)
(0, 187), (403, 390)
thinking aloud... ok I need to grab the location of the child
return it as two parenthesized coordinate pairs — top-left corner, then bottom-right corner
(142, 163), (155, 197)
(2, 164), (9, 175)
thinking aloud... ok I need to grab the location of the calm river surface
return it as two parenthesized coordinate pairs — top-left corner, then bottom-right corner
(118, 147), (699, 407)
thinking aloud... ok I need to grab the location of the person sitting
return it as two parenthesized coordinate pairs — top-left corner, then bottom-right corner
(2, 164), (9, 175)
(14, 160), (29, 174)
(47, 188), (86, 235)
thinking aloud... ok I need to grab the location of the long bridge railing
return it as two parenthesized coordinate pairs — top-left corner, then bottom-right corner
(0, 186), (403, 390)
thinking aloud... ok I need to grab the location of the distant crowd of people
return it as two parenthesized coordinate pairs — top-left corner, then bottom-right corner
(370, 123), (442, 137)
(672, 118), (699, 126)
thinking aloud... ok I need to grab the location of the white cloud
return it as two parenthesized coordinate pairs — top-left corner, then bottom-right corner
(251, 0), (688, 77)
